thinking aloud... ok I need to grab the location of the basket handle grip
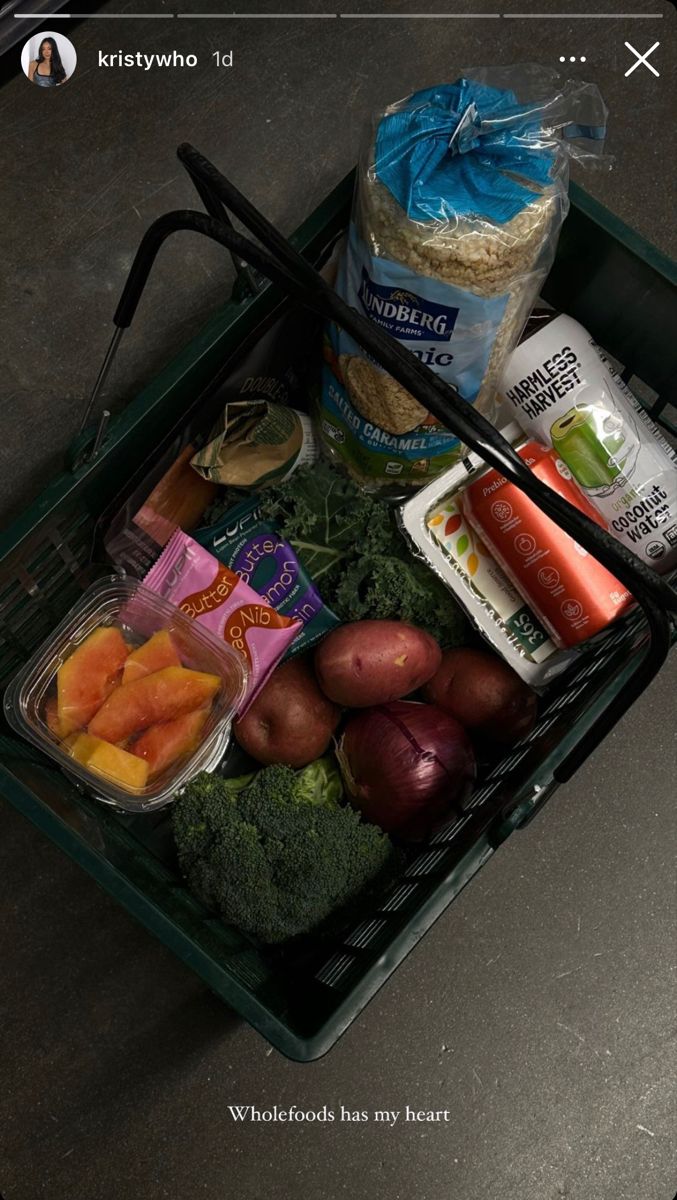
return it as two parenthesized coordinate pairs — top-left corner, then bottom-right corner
(173, 147), (677, 607)
(110, 210), (299, 329)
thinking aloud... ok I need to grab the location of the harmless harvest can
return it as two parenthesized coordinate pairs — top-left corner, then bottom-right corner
(461, 441), (633, 649)
(500, 312), (677, 572)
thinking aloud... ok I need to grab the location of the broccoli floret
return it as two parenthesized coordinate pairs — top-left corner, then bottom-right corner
(172, 763), (398, 944)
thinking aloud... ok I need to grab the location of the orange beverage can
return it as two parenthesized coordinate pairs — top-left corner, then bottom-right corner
(461, 441), (633, 648)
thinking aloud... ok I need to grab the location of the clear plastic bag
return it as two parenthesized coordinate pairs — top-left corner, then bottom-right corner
(319, 64), (611, 490)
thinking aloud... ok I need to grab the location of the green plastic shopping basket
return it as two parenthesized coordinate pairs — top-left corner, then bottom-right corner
(1, 162), (675, 1061)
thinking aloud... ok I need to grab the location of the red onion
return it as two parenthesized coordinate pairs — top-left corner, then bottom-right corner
(336, 701), (476, 840)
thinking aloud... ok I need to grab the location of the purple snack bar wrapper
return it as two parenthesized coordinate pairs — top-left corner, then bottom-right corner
(194, 498), (340, 658)
(143, 530), (301, 712)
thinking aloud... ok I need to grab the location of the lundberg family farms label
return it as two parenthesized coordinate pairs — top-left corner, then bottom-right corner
(320, 223), (510, 486)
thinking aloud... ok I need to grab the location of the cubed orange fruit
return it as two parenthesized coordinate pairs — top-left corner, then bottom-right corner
(88, 666), (220, 743)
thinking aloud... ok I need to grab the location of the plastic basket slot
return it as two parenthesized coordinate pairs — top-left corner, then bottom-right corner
(223, 951), (272, 993)
(199, 920), (268, 976)
(596, 626), (631, 653)
(45, 523), (93, 583)
(465, 780), (502, 807)
(567, 661), (600, 686)
(28, 523), (90, 578)
(0, 589), (65, 639)
(0, 619), (33, 663)
(511, 723), (541, 749)
(519, 721), (547, 746)
(574, 636), (625, 678)
(619, 615), (643, 640)
(555, 681), (589, 710)
(0, 605), (54, 666)
(648, 392), (676, 431)
(539, 687), (571, 717)
(27, 532), (94, 597)
(0, 511), (93, 590)
(315, 951), (359, 989)
(378, 882), (419, 913)
(405, 847), (451, 878)
(345, 918), (388, 951)
(575, 656), (607, 682)
(168, 880), (193, 893)
(630, 613), (653, 644)
(0, 552), (83, 617)
(486, 747), (530, 780)
(18, 563), (89, 614)
(630, 632), (651, 659)
(648, 392), (666, 416)
(616, 367), (676, 435)
(528, 712), (560, 740)
(203, 916), (229, 929)
(430, 812), (473, 842)
(0, 528), (97, 686)
(14, 563), (42, 600)
(487, 750), (523, 780)
(186, 920), (271, 990)
(540, 673), (596, 716)
(0, 578), (77, 635)
(0, 510), (92, 603)
(0, 570), (53, 615)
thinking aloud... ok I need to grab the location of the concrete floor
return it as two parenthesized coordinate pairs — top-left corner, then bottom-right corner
(1, 3), (676, 1199)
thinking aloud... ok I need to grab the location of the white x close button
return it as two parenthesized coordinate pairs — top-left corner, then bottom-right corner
(624, 41), (660, 77)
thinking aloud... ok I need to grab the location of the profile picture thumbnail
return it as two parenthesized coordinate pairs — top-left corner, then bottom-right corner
(21, 31), (76, 88)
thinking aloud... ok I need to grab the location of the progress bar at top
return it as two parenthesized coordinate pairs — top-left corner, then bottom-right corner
(14, 10), (173, 15)
(12, 9), (666, 16)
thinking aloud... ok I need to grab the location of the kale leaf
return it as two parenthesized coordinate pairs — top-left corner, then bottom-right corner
(257, 461), (467, 647)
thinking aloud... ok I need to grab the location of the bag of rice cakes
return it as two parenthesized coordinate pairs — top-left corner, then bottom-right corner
(319, 66), (609, 489)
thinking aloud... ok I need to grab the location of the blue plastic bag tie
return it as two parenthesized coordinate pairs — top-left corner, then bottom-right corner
(375, 79), (603, 226)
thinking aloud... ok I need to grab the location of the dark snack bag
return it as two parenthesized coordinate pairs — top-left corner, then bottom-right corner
(105, 443), (217, 577)
(195, 499), (340, 657)
(103, 306), (321, 578)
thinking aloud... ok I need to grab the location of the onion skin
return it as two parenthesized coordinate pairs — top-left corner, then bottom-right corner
(337, 701), (476, 840)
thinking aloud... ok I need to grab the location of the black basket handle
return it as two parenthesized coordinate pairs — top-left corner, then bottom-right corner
(172, 149), (675, 595)
(91, 146), (677, 783)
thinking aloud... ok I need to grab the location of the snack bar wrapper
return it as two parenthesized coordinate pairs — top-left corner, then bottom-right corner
(143, 531), (302, 712)
(194, 498), (340, 658)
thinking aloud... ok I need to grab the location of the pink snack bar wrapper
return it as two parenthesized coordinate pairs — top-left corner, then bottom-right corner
(143, 530), (302, 712)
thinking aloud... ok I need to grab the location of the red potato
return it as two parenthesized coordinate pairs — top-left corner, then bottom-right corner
(315, 619), (441, 708)
(422, 647), (537, 745)
(234, 657), (340, 768)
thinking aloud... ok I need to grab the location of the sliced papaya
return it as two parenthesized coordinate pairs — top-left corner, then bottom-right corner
(70, 732), (149, 790)
(88, 666), (221, 743)
(70, 732), (104, 765)
(131, 707), (209, 778)
(57, 626), (130, 736)
(122, 630), (181, 686)
(45, 694), (64, 738)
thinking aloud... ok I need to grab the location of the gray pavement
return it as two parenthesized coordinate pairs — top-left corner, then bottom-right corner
(1, 3), (676, 1199)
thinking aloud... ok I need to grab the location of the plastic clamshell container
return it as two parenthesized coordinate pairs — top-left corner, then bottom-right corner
(3, 577), (248, 813)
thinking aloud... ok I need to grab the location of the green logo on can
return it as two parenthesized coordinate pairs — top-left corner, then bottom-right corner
(550, 405), (628, 491)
